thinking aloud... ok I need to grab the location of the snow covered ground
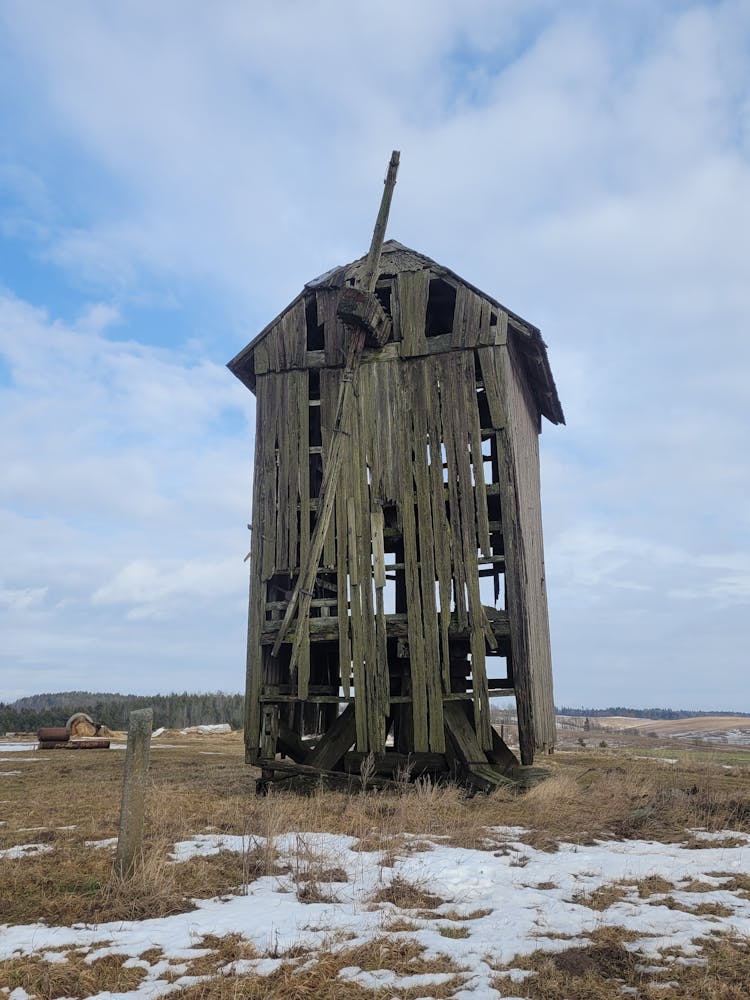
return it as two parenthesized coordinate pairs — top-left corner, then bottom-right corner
(2, 827), (750, 998)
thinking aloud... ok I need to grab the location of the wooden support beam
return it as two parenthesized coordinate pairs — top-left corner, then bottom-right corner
(271, 152), (400, 676)
(261, 610), (510, 645)
(305, 703), (357, 771)
(443, 702), (516, 790)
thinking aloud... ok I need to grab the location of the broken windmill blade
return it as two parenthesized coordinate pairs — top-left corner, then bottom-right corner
(271, 149), (400, 667)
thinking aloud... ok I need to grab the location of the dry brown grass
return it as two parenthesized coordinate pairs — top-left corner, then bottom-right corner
(381, 916), (421, 932)
(440, 906), (493, 920)
(3, 732), (750, 942)
(0, 827), (284, 925)
(683, 879), (724, 893)
(578, 881), (633, 911)
(437, 924), (470, 938)
(183, 933), (259, 976)
(706, 872), (750, 898)
(0, 950), (147, 1000)
(169, 936), (463, 1000)
(681, 833), (748, 849)
(575, 873), (727, 912)
(6, 735), (749, 855)
(635, 874), (678, 896)
(494, 930), (750, 1000)
(653, 897), (734, 917)
(369, 875), (445, 910)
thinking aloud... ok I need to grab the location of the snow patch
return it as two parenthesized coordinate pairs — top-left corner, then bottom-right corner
(180, 724), (231, 734)
(3, 830), (750, 998)
(0, 843), (53, 860)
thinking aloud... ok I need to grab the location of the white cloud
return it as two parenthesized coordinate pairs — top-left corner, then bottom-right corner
(0, 586), (48, 611)
(0, 294), (252, 698)
(0, 1), (748, 709)
(92, 556), (242, 619)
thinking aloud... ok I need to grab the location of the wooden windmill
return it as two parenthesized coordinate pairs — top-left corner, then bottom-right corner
(228, 152), (564, 790)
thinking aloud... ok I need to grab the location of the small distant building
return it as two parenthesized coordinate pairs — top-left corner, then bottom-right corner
(228, 239), (564, 788)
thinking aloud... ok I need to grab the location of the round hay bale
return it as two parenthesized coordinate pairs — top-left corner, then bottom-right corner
(66, 712), (98, 738)
(37, 727), (71, 742)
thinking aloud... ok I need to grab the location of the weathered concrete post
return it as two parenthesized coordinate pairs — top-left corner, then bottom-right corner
(115, 707), (153, 878)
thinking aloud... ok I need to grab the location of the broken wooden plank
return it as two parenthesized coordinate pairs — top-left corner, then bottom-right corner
(395, 269), (429, 357)
(398, 365), (429, 753)
(337, 286), (392, 347)
(443, 702), (516, 789)
(410, 362), (445, 752)
(305, 703), (357, 771)
(272, 152), (400, 665)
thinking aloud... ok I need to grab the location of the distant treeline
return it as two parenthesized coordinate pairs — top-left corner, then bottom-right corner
(4, 693), (748, 735)
(1, 691), (244, 733)
(557, 706), (750, 720)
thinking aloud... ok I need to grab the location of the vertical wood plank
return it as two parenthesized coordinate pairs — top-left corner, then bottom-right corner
(445, 354), (491, 749)
(478, 299), (493, 346)
(347, 492), (367, 751)
(296, 372), (311, 699)
(371, 506), (389, 724)
(319, 370), (337, 568)
(497, 340), (556, 761)
(287, 373), (301, 571)
(398, 364), (429, 752)
(410, 362), (445, 752)
(317, 288), (347, 368)
(439, 356), (468, 630)
(336, 486), (351, 699)
(352, 391), (383, 752)
(371, 507), (386, 589)
(259, 375), (278, 582)
(275, 377), (290, 571)
(451, 287), (484, 348)
(245, 378), (271, 762)
(426, 357), (453, 692)
(277, 297), (306, 369)
(298, 373), (311, 573)
(477, 347), (504, 428)
(395, 270), (429, 357)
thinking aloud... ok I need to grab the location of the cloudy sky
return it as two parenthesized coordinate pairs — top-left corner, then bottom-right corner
(1, 1), (748, 711)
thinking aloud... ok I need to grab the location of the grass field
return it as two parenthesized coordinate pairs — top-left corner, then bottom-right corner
(1, 724), (750, 999)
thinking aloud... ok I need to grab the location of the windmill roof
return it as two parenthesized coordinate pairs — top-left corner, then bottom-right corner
(228, 240), (564, 425)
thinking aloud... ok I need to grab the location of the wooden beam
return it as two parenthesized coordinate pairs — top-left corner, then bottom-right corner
(305, 703), (357, 771)
(261, 610), (510, 645)
(271, 151), (401, 668)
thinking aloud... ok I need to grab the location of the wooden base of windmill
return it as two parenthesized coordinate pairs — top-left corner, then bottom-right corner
(253, 698), (547, 795)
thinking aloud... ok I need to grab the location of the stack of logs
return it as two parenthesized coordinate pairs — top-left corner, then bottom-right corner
(37, 712), (111, 750)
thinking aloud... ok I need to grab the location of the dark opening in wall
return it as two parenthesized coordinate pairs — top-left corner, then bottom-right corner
(305, 295), (325, 351)
(309, 402), (322, 448)
(476, 385), (491, 428)
(425, 278), (456, 338)
(310, 452), (323, 498)
(308, 369), (320, 401)
(374, 279), (392, 317)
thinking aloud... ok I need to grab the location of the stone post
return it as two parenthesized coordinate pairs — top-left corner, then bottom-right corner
(115, 707), (153, 878)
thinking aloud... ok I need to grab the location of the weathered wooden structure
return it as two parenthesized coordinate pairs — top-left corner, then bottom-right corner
(229, 156), (564, 790)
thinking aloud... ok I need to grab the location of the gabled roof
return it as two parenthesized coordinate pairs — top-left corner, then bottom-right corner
(228, 240), (564, 425)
